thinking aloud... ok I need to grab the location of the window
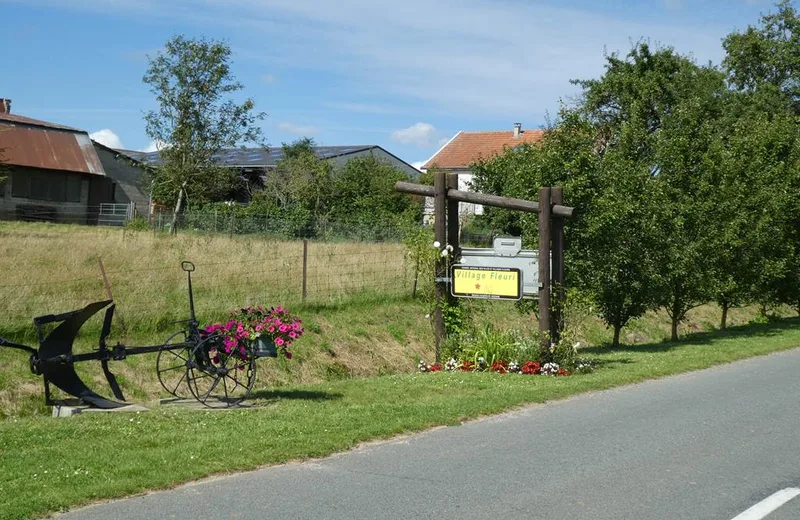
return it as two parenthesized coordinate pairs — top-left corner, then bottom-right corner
(11, 170), (83, 202)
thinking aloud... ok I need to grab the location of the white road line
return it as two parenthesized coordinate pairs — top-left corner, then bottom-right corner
(731, 488), (800, 520)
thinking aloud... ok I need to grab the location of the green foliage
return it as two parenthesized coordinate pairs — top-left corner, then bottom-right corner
(143, 35), (266, 210)
(723, 0), (800, 111)
(328, 155), (421, 234)
(125, 215), (151, 231)
(459, 324), (520, 366)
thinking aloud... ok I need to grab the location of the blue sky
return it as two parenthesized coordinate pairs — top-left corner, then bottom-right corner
(0, 0), (778, 167)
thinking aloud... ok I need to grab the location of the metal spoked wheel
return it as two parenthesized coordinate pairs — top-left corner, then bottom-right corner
(156, 329), (193, 398)
(186, 334), (256, 407)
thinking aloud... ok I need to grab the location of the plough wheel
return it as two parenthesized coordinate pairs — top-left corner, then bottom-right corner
(156, 330), (193, 398)
(186, 335), (256, 407)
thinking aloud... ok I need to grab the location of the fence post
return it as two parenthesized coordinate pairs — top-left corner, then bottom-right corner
(433, 169), (447, 364)
(229, 213), (236, 239)
(538, 187), (551, 350)
(214, 209), (218, 233)
(98, 257), (124, 329)
(550, 187), (565, 344)
(302, 239), (308, 303)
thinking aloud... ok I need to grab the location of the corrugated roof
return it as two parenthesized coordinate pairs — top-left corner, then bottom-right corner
(120, 145), (378, 168)
(423, 129), (545, 170)
(0, 113), (81, 132)
(0, 113), (105, 175)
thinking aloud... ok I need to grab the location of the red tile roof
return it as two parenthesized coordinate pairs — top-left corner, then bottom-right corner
(0, 113), (105, 175)
(423, 129), (545, 170)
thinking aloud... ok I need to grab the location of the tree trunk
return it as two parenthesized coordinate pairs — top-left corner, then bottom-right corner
(720, 301), (729, 331)
(170, 183), (186, 236)
(613, 323), (622, 347)
(671, 318), (679, 342)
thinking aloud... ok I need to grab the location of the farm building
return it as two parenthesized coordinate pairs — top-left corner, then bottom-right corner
(0, 99), (150, 225)
(121, 144), (420, 202)
(421, 123), (545, 220)
(0, 100), (116, 224)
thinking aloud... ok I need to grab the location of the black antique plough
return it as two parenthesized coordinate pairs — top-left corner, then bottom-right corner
(0, 261), (261, 409)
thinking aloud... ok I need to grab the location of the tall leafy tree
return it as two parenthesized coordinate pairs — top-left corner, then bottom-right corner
(143, 35), (265, 232)
(328, 155), (421, 232)
(256, 138), (333, 223)
(723, 0), (800, 111)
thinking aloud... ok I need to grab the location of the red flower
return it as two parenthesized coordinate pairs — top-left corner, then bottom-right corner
(557, 368), (570, 376)
(429, 363), (442, 372)
(490, 360), (509, 373)
(521, 361), (541, 375)
(460, 361), (475, 372)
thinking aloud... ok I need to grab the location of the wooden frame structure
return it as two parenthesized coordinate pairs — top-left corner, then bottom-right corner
(396, 170), (576, 362)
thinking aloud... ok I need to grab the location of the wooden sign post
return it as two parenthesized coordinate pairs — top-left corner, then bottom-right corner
(396, 170), (575, 359)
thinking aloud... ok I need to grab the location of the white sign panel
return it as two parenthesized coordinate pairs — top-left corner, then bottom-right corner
(455, 237), (549, 298)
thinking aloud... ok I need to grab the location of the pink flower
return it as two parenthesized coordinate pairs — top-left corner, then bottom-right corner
(255, 324), (264, 332)
(279, 324), (289, 333)
(289, 331), (297, 339)
(268, 326), (275, 333)
(275, 337), (285, 346)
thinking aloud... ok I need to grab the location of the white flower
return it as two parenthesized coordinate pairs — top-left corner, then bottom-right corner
(440, 249), (449, 257)
(446, 244), (454, 252)
(433, 241), (441, 248)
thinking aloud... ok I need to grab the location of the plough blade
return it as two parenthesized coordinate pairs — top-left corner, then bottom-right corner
(99, 305), (126, 402)
(36, 300), (126, 409)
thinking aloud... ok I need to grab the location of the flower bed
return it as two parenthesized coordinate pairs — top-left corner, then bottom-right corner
(418, 356), (593, 376)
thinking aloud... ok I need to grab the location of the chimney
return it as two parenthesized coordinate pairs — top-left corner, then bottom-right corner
(513, 122), (522, 139)
(0, 99), (10, 114)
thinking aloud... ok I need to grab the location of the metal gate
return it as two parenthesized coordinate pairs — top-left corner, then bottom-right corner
(98, 202), (135, 226)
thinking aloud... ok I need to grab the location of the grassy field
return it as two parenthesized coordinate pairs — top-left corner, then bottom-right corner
(2, 221), (800, 519)
(0, 221), (793, 418)
(1, 317), (799, 520)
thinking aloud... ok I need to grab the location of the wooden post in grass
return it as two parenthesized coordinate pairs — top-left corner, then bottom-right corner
(550, 187), (565, 344)
(302, 239), (308, 303)
(433, 169), (448, 364)
(538, 187), (551, 349)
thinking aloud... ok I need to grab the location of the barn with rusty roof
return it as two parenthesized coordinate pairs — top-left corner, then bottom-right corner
(0, 99), (121, 224)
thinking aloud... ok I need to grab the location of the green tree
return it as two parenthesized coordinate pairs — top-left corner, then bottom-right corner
(143, 35), (266, 233)
(723, 0), (800, 111)
(253, 138), (333, 236)
(328, 155), (421, 234)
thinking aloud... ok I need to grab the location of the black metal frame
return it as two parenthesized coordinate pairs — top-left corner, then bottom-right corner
(0, 260), (253, 409)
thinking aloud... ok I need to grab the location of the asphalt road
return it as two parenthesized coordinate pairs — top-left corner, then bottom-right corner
(59, 348), (800, 520)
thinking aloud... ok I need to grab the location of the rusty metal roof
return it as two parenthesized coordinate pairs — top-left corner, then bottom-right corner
(0, 113), (105, 175)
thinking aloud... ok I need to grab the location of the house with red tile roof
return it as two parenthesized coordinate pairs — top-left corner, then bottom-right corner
(421, 123), (545, 220)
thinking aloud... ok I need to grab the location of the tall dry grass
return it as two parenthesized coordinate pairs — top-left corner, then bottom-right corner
(0, 221), (412, 341)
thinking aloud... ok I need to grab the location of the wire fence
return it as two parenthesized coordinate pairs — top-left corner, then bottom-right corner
(150, 208), (409, 243)
(0, 238), (419, 337)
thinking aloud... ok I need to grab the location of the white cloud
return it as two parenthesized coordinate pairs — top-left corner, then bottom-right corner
(278, 122), (319, 136)
(141, 140), (167, 152)
(411, 161), (426, 171)
(261, 73), (276, 84)
(90, 129), (124, 149)
(29, 0), (743, 120)
(391, 122), (438, 147)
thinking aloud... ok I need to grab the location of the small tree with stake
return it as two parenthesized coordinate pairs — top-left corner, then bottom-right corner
(143, 35), (266, 233)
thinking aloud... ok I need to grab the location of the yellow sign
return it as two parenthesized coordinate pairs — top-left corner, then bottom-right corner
(451, 266), (522, 300)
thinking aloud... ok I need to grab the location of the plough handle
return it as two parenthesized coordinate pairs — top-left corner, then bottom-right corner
(0, 337), (37, 355)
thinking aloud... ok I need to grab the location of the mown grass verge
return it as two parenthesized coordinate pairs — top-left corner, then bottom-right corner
(1, 317), (799, 520)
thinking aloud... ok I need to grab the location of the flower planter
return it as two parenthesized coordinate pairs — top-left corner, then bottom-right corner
(253, 337), (278, 358)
